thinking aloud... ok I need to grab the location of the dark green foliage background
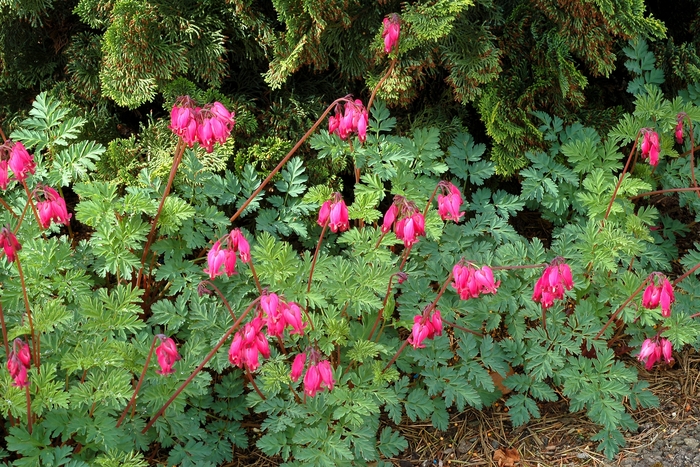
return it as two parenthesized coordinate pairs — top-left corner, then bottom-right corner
(1, 0), (694, 175)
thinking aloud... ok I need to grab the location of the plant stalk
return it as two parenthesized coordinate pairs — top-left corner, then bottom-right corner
(117, 336), (158, 427)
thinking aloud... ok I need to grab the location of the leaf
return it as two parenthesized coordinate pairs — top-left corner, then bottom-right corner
(377, 427), (408, 458)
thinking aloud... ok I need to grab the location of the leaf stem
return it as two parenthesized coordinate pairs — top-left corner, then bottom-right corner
(117, 335), (158, 427)
(629, 186), (700, 200)
(672, 261), (700, 287)
(368, 274), (397, 342)
(603, 131), (642, 221)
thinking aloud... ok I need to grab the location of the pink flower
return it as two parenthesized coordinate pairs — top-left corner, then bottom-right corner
(675, 120), (684, 144)
(382, 14), (400, 53)
(7, 339), (31, 388)
(318, 200), (331, 227)
(637, 337), (674, 370)
(437, 182), (465, 222)
(169, 97), (235, 151)
(640, 130), (660, 167)
(229, 315), (269, 372)
(169, 105), (196, 142)
(532, 259), (574, 309)
(291, 353), (306, 382)
(204, 240), (227, 279)
(329, 199), (349, 233)
(452, 263), (500, 300)
(304, 364), (322, 397)
(329, 100), (369, 143)
(0, 160), (9, 190)
(317, 360), (335, 391)
(36, 186), (71, 229)
(155, 336), (181, 375)
(8, 142), (36, 182)
(395, 212), (425, 248)
(381, 204), (398, 233)
(281, 302), (306, 335)
(0, 226), (21, 263)
(642, 273), (674, 317)
(229, 229), (251, 263)
(409, 309), (443, 349)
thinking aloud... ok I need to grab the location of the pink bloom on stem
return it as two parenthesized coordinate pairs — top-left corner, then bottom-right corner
(304, 364), (322, 397)
(317, 360), (335, 391)
(281, 301), (306, 335)
(0, 160), (9, 191)
(437, 182), (465, 222)
(409, 315), (431, 349)
(8, 142), (36, 182)
(229, 315), (269, 372)
(229, 229), (251, 263)
(382, 14), (400, 53)
(381, 204), (398, 233)
(204, 240), (227, 279)
(318, 200), (331, 227)
(675, 118), (685, 144)
(155, 336), (181, 375)
(329, 100), (369, 142)
(0, 226), (21, 263)
(638, 337), (674, 370)
(36, 186), (71, 229)
(290, 352), (306, 382)
(642, 273), (675, 317)
(329, 199), (349, 233)
(640, 130), (661, 167)
(210, 102), (236, 131)
(430, 310), (443, 337)
(532, 259), (574, 309)
(452, 263), (500, 300)
(7, 339), (31, 387)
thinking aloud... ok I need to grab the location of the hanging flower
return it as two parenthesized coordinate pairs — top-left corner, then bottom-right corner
(155, 335), (181, 375)
(637, 337), (674, 370)
(436, 181), (465, 222)
(408, 309), (443, 349)
(452, 263), (500, 300)
(328, 99), (369, 143)
(640, 129), (661, 167)
(203, 229), (252, 278)
(36, 186), (71, 229)
(642, 273), (675, 318)
(0, 226), (21, 263)
(532, 258), (574, 309)
(382, 14), (401, 53)
(169, 96), (236, 152)
(7, 338), (31, 387)
(8, 142), (36, 182)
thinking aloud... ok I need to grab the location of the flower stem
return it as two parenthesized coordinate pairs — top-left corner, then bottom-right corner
(603, 131), (641, 221)
(15, 256), (38, 371)
(246, 368), (265, 400)
(229, 98), (348, 224)
(137, 139), (186, 288)
(25, 385), (32, 434)
(367, 55), (398, 116)
(0, 302), (8, 357)
(491, 264), (548, 271)
(141, 297), (260, 434)
(595, 277), (650, 340)
(383, 272), (453, 372)
(117, 336), (158, 427)
(672, 261), (700, 287)
(308, 221), (328, 294)
(201, 280), (237, 322)
(423, 184), (440, 218)
(398, 244), (413, 271)
(13, 199), (30, 235)
(685, 114), (698, 197)
(21, 180), (42, 229)
(441, 318), (483, 337)
(0, 197), (18, 219)
(248, 260), (263, 295)
(629, 187), (700, 200)
(368, 274), (396, 342)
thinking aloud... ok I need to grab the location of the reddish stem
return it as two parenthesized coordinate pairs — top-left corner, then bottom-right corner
(202, 280), (237, 322)
(685, 115), (698, 197)
(595, 277), (650, 340)
(21, 180), (42, 229)
(423, 184), (440, 218)
(368, 274), (397, 342)
(248, 260), (263, 295)
(491, 264), (547, 271)
(0, 302), (8, 357)
(672, 261), (700, 287)
(398, 244), (413, 271)
(308, 221), (328, 294)
(0, 197), (18, 219)
(15, 256), (38, 371)
(25, 385), (32, 434)
(383, 272), (453, 372)
(629, 187), (700, 200)
(137, 139), (186, 287)
(603, 132), (642, 221)
(229, 98), (348, 224)
(246, 368), (265, 400)
(141, 297), (260, 433)
(117, 336), (158, 427)
(441, 318), (483, 337)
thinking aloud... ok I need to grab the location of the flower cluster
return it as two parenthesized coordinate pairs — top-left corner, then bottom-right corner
(409, 309), (443, 349)
(36, 186), (71, 229)
(204, 229), (251, 279)
(437, 181), (464, 222)
(260, 292), (306, 337)
(381, 196), (426, 247)
(318, 194), (349, 233)
(382, 14), (400, 53)
(452, 263), (500, 300)
(155, 335), (181, 375)
(637, 337), (673, 370)
(0, 226), (21, 263)
(169, 97), (236, 152)
(229, 315), (270, 372)
(7, 338), (31, 387)
(0, 141), (36, 190)
(289, 350), (335, 397)
(328, 99), (369, 142)
(642, 273), (675, 317)
(532, 258), (574, 309)
(640, 129), (660, 166)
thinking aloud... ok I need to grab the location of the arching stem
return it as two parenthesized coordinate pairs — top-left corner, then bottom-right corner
(117, 335), (158, 427)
